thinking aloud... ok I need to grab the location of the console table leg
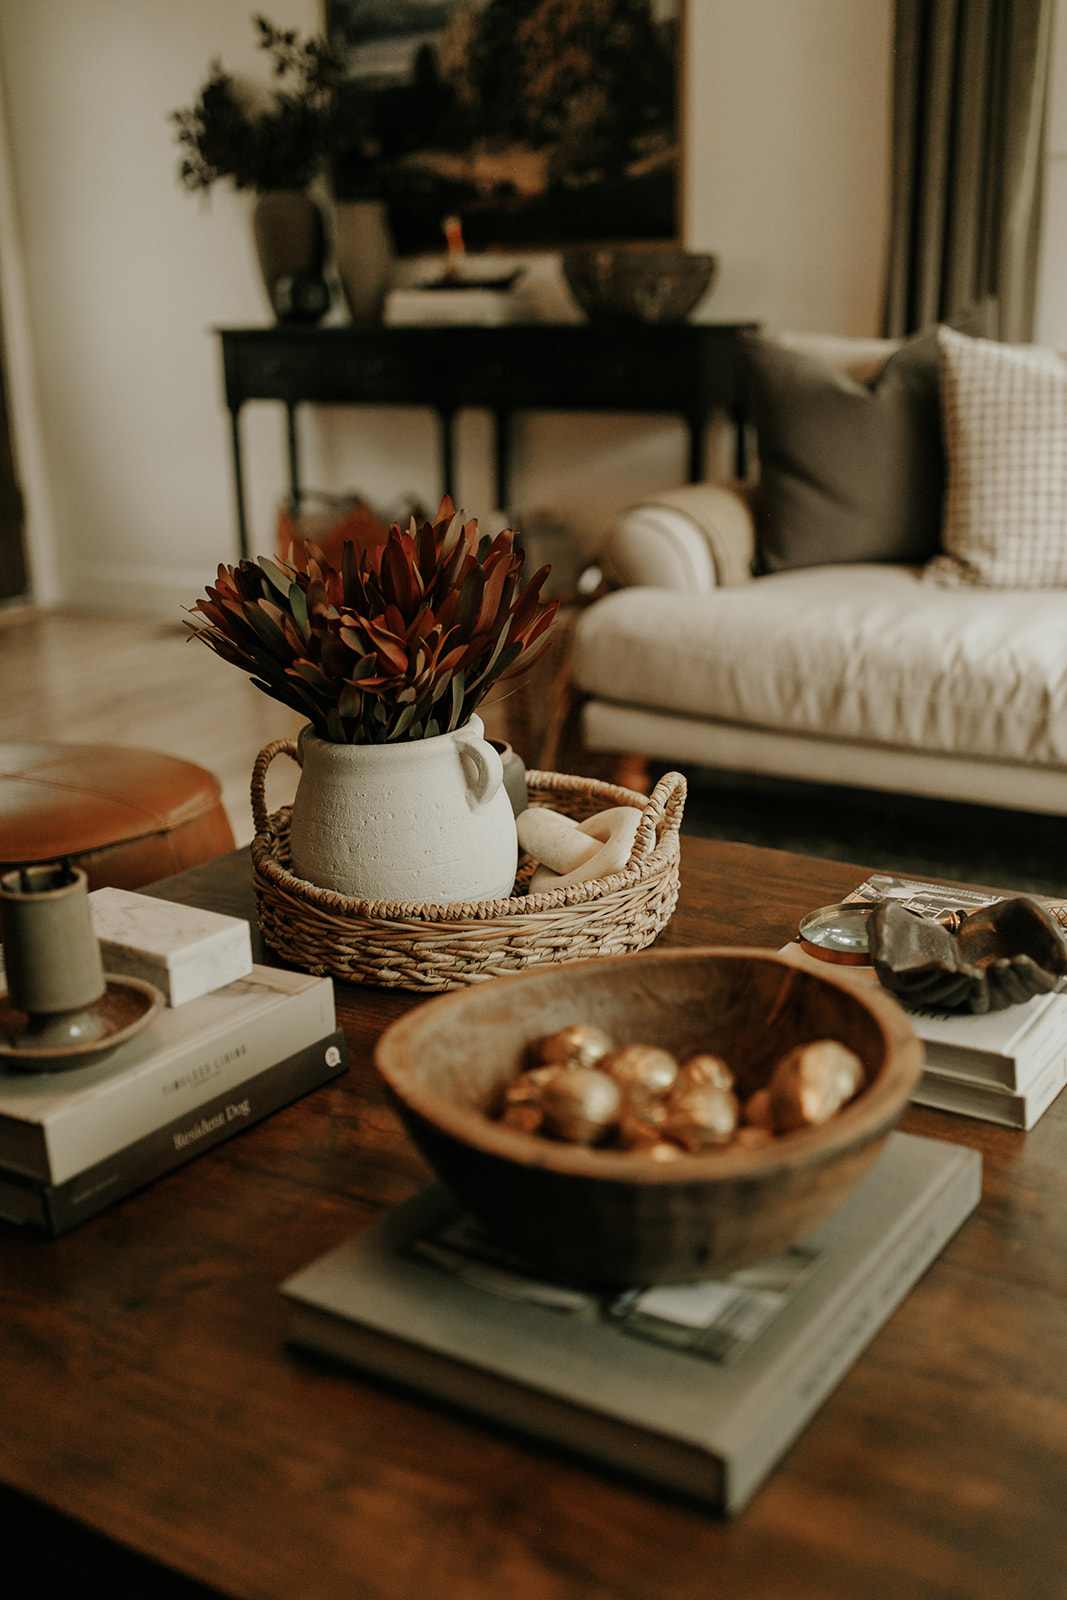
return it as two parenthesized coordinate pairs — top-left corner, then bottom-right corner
(285, 403), (301, 511)
(734, 405), (749, 479)
(493, 407), (512, 512)
(686, 414), (706, 483)
(437, 407), (456, 504)
(229, 408), (250, 562)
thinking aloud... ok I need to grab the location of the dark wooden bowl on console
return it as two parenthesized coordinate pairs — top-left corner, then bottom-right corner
(375, 948), (922, 1285)
(561, 243), (717, 323)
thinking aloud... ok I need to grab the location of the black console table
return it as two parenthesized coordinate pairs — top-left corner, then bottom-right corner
(218, 322), (757, 559)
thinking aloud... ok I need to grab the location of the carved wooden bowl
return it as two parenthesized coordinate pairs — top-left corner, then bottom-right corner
(561, 244), (718, 323)
(375, 947), (922, 1285)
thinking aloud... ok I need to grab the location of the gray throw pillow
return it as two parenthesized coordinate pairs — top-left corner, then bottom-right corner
(743, 327), (945, 573)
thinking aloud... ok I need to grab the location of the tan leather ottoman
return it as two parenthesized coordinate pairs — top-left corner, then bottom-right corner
(0, 743), (236, 890)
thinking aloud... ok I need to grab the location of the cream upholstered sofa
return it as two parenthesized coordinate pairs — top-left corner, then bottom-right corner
(571, 326), (1067, 815)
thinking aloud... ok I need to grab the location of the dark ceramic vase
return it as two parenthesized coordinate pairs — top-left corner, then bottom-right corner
(253, 190), (328, 322)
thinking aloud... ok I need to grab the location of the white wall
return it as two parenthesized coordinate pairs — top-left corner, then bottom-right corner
(0, 0), (893, 614)
(687, 0), (893, 333)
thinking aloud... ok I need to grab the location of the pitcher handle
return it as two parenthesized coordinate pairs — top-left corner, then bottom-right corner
(455, 727), (504, 810)
(251, 739), (301, 838)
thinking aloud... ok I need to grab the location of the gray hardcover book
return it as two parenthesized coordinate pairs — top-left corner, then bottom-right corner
(0, 965), (336, 1183)
(0, 1029), (349, 1235)
(281, 1132), (981, 1516)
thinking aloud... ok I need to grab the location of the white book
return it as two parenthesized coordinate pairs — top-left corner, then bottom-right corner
(912, 1045), (1067, 1130)
(0, 965), (334, 1183)
(907, 991), (1067, 1090)
(282, 1132), (980, 1517)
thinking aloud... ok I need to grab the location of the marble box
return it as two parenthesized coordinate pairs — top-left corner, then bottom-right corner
(89, 888), (253, 1007)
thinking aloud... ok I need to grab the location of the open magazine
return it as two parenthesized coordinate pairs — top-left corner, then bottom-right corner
(842, 871), (1067, 932)
(409, 1208), (818, 1367)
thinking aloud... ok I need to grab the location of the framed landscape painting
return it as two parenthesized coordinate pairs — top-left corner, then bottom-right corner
(325, 0), (681, 255)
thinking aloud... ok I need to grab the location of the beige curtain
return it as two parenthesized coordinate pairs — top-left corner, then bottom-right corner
(885, 0), (1054, 340)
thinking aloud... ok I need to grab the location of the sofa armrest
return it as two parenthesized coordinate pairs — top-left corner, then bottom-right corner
(600, 483), (756, 592)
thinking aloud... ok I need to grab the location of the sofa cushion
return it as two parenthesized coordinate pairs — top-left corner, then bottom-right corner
(926, 326), (1067, 588)
(573, 567), (1067, 768)
(742, 328), (946, 572)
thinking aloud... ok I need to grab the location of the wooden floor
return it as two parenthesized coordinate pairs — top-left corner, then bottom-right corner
(0, 606), (515, 848)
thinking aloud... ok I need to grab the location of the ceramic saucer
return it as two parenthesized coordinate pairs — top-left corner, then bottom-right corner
(0, 975), (164, 1070)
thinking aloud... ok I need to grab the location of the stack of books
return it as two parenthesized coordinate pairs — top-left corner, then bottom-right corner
(906, 992), (1067, 1127)
(282, 1132), (981, 1515)
(0, 895), (346, 1233)
(786, 872), (1067, 1130)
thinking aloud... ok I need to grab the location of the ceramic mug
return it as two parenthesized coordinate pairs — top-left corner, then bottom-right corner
(0, 862), (106, 1019)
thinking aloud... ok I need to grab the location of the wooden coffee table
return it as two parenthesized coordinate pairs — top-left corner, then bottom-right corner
(1, 836), (1064, 1600)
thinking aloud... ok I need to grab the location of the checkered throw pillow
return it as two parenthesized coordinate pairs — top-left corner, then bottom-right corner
(925, 325), (1067, 587)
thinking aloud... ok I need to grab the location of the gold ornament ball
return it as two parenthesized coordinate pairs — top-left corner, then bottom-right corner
(662, 1085), (739, 1151)
(538, 1022), (614, 1070)
(539, 1066), (622, 1144)
(769, 1039), (864, 1132)
(604, 1043), (679, 1101)
(505, 1063), (565, 1105)
(677, 1053), (734, 1093)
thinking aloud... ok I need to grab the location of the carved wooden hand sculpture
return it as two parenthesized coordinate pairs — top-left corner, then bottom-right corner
(870, 896), (1067, 1013)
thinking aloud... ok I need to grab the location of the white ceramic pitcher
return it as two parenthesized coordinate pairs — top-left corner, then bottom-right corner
(289, 714), (518, 904)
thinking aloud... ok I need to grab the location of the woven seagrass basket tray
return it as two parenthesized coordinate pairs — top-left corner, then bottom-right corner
(249, 739), (686, 991)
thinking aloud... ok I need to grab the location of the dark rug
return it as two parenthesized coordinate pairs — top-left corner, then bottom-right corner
(660, 763), (1067, 902)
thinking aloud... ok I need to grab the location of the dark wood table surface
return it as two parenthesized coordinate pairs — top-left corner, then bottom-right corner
(2, 837), (1066, 1600)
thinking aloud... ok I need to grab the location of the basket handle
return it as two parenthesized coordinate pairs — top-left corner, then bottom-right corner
(629, 770), (688, 863)
(251, 739), (302, 838)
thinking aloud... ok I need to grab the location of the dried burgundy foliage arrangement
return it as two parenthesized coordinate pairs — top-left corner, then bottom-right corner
(186, 497), (558, 745)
